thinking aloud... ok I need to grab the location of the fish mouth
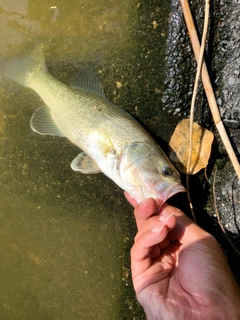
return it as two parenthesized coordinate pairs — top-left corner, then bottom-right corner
(132, 183), (186, 205)
(158, 183), (186, 204)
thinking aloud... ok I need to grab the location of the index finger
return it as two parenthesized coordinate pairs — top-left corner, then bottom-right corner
(124, 191), (138, 207)
(133, 198), (157, 230)
(124, 192), (157, 230)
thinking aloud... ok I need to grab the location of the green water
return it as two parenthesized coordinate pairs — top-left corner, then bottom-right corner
(0, 0), (170, 318)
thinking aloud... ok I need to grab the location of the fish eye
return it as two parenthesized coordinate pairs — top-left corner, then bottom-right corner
(162, 165), (173, 176)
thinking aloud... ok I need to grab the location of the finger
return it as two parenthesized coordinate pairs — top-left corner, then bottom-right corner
(134, 198), (157, 230)
(131, 224), (169, 265)
(150, 235), (172, 259)
(134, 213), (177, 242)
(158, 212), (177, 230)
(159, 204), (210, 245)
(134, 199), (176, 232)
(124, 191), (138, 207)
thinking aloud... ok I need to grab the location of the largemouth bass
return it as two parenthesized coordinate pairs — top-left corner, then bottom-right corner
(2, 46), (185, 203)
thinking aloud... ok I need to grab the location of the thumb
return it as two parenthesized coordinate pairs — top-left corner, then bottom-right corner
(159, 204), (210, 245)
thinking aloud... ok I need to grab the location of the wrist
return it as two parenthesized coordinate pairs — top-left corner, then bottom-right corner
(209, 291), (240, 320)
(227, 297), (240, 320)
(138, 291), (240, 320)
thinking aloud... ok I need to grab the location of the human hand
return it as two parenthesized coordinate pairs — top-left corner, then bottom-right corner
(125, 192), (240, 320)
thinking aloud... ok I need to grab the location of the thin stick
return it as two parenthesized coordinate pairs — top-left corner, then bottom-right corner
(186, 175), (196, 222)
(186, 0), (210, 223)
(180, 0), (240, 180)
(187, 0), (210, 174)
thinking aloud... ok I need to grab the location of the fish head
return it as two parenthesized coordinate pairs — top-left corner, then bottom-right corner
(120, 142), (186, 204)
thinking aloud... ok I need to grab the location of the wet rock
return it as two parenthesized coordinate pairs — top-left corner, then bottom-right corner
(223, 119), (240, 129)
(228, 76), (236, 86)
(164, 0), (240, 286)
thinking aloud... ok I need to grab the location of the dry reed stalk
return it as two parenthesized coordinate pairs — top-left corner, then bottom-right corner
(179, 0), (240, 180)
(186, 0), (210, 223)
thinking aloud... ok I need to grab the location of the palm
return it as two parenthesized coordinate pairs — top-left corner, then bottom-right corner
(125, 193), (240, 320)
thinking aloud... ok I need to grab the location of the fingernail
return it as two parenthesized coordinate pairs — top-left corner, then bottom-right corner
(151, 225), (164, 233)
(159, 214), (174, 223)
(139, 198), (150, 207)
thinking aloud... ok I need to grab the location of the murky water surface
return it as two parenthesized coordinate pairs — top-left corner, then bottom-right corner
(0, 0), (170, 318)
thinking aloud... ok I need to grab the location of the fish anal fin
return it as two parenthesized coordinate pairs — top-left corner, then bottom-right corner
(30, 105), (65, 137)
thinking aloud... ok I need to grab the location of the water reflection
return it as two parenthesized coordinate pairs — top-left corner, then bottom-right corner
(0, 0), (136, 62)
(0, 0), (170, 318)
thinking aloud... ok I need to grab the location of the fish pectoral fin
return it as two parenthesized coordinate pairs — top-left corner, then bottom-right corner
(30, 105), (65, 137)
(70, 152), (101, 174)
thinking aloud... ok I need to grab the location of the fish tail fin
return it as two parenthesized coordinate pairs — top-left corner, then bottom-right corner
(2, 45), (46, 88)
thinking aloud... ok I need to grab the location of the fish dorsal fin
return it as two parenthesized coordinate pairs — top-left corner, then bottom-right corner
(71, 152), (101, 174)
(30, 105), (65, 137)
(70, 69), (106, 98)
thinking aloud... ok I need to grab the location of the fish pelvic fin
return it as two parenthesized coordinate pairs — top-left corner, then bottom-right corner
(2, 44), (46, 88)
(71, 152), (101, 174)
